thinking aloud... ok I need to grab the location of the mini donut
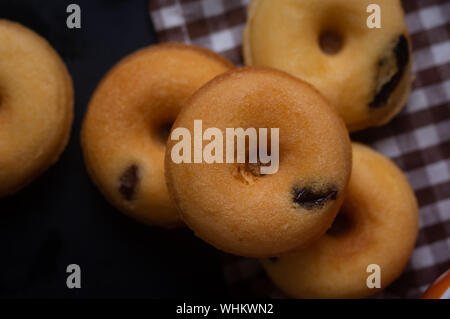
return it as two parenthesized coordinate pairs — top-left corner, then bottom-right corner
(243, 0), (413, 132)
(81, 43), (233, 227)
(261, 143), (419, 298)
(165, 67), (352, 257)
(0, 20), (73, 197)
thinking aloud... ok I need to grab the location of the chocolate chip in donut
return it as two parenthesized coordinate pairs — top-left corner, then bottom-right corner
(370, 35), (410, 108)
(119, 164), (140, 201)
(292, 186), (338, 210)
(234, 161), (269, 185)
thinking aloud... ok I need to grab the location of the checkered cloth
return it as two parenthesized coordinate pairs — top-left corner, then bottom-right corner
(149, 0), (450, 298)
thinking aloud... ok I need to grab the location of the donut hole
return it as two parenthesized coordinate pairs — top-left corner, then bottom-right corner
(326, 211), (353, 237)
(235, 161), (269, 184)
(319, 30), (343, 55)
(156, 121), (174, 146)
(232, 134), (277, 184)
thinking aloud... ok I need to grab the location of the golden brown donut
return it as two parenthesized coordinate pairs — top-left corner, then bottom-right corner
(0, 20), (74, 197)
(165, 67), (352, 257)
(261, 142), (419, 298)
(81, 43), (233, 227)
(243, 0), (413, 132)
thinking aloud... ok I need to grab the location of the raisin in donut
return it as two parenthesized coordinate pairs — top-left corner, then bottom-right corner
(165, 67), (352, 257)
(0, 20), (73, 197)
(81, 43), (233, 227)
(243, 0), (412, 132)
(261, 143), (419, 298)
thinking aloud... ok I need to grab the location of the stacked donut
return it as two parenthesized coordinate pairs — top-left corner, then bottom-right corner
(80, 0), (418, 299)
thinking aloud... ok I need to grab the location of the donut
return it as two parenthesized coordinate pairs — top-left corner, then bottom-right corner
(165, 67), (352, 257)
(243, 0), (412, 132)
(81, 43), (233, 227)
(261, 142), (419, 298)
(0, 20), (73, 197)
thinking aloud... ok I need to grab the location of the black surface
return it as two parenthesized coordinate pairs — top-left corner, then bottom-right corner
(0, 0), (228, 298)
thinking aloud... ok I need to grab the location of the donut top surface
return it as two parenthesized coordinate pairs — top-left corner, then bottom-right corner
(81, 43), (233, 227)
(0, 20), (73, 197)
(165, 67), (352, 257)
(244, 0), (412, 131)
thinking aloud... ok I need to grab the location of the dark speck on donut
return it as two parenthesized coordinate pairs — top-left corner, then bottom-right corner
(292, 186), (338, 210)
(269, 257), (279, 262)
(119, 165), (140, 201)
(370, 35), (410, 108)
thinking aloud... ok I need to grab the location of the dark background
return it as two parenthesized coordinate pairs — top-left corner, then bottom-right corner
(0, 0), (228, 298)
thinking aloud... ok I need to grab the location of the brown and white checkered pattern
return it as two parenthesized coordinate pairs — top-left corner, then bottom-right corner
(149, 0), (450, 298)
